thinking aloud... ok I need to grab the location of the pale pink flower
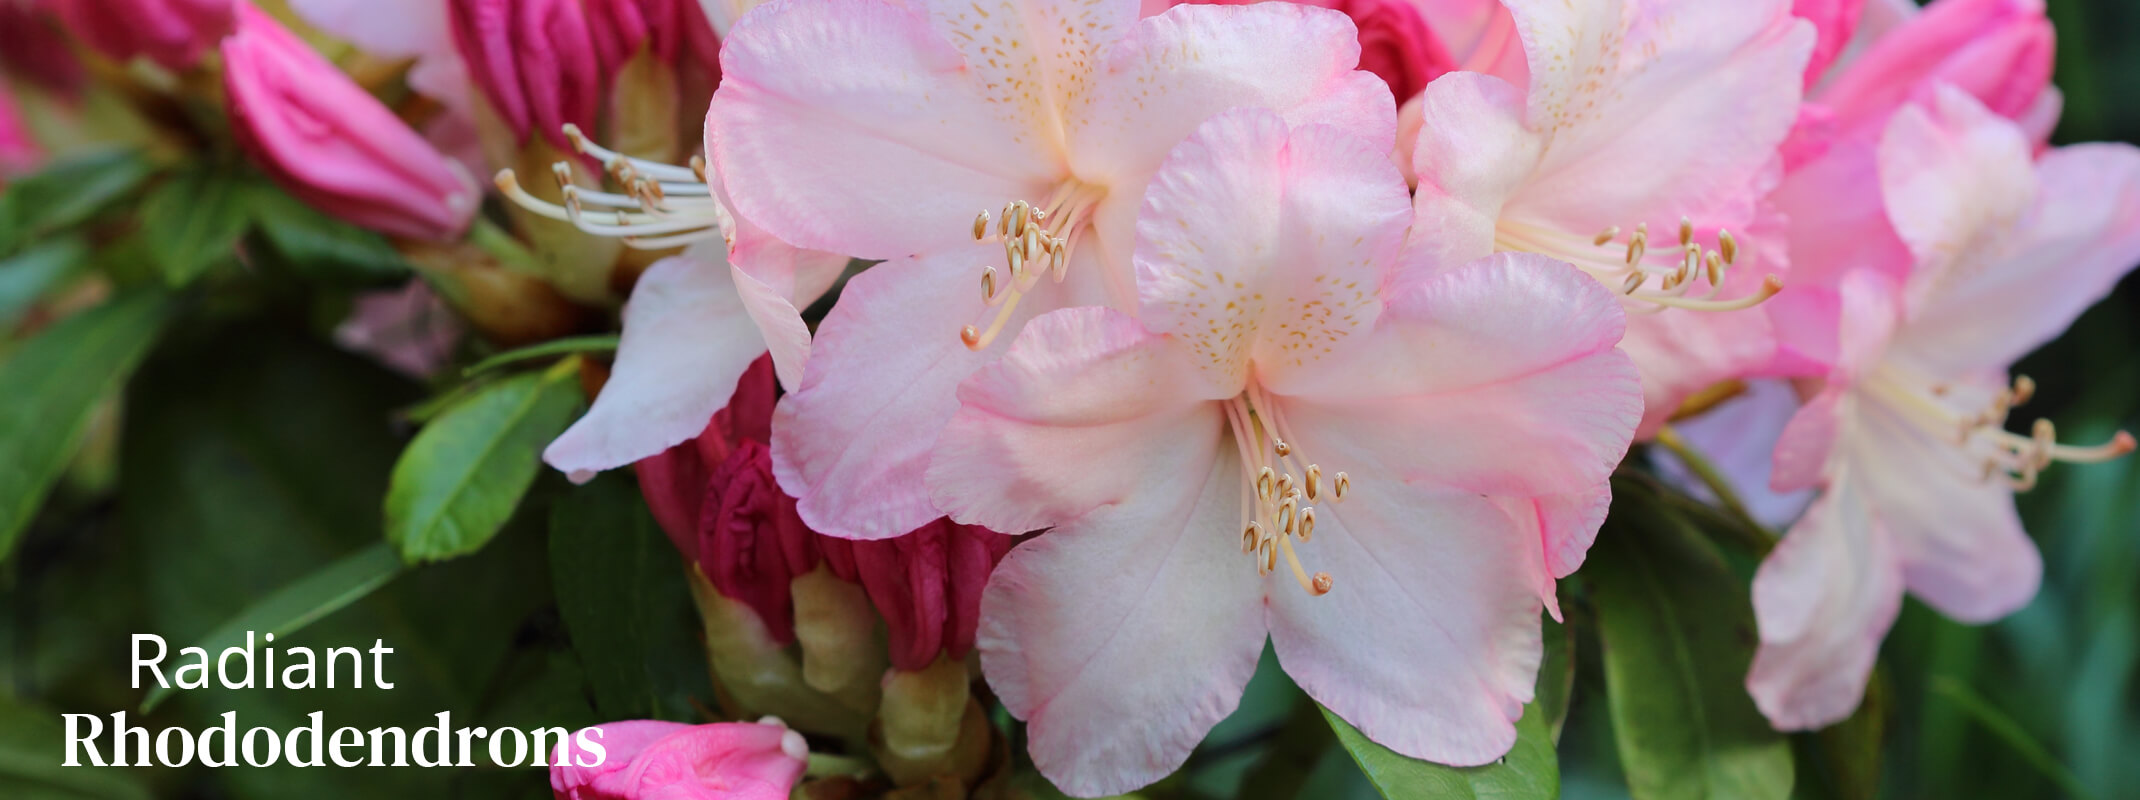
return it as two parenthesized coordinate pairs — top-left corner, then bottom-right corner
(708, 0), (1396, 540)
(1767, 0), (2060, 375)
(1793, 0), (1868, 87)
(222, 3), (481, 241)
(1405, 0), (1813, 439)
(926, 109), (1641, 795)
(45, 0), (232, 71)
(550, 720), (807, 800)
(1748, 87), (2140, 730)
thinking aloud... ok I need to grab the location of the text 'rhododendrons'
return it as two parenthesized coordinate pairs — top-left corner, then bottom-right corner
(1746, 88), (2140, 730)
(1407, 0), (1813, 436)
(551, 719), (807, 800)
(925, 109), (1642, 796)
(222, 4), (481, 242)
(710, 0), (1396, 539)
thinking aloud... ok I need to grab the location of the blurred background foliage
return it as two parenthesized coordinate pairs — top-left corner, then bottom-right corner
(1, 0), (2136, 798)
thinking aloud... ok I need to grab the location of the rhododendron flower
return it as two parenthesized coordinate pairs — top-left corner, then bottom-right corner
(288, 0), (484, 173)
(222, 4), (481, 242)
(706, 0), (1396, 539)
(635, 355), (1014, 670)
(551, 719), (807, 800)
(1748, 88), (2140, 731)
(926, 109), (1641, 795)
(1768, 0), (2058, 375)
(1406, 0), (1813, 438)
(45, 0), (232, 71)
(1793, 0), (1868, 87)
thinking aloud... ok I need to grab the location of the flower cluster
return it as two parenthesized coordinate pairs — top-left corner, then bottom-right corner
(13, 0), (2136, 796)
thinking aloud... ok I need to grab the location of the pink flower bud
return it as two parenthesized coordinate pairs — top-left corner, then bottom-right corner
(1820, 0), (2054, 133)
(634, 353), (1015, 669)
(222, 4), (480, 241)
(0, 4), (86, 95)
(583, 0), (720, 76)
(1165, 0), (1455, 101)
(45, 0), (233, 71)
(447, 0), (603, 150)
(1793, 0), (1868, 87)
(0, 80), (41, 181)
(551, 720), (807, 800)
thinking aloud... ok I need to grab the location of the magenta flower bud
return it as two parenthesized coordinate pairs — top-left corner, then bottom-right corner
(584, 0), (720, 75)
(634, 353), (1015, 669)
(551, 720), (807, 800)
(1793, 0), (1868, 87)
(222, 4), (480, 242)
(0, 81), (40, 182)
(447, 0), (603, 150)
(45, 0), (233, 71)
(1166, 0), (1455, 102)
(1821, 0), (2054, 133)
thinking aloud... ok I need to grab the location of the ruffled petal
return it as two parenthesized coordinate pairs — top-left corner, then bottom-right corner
(928, 307), (1216, 534)
(979, 439), (1266, 797)
(1403, 71), (1541, 274)
(1278, 254), (1641, 498)
(1503, 0), (1814, 234)
(1891, 142), (2140, 373)
(1267, 447), (1545, 766)
(708, 0), (1059, 258)
(1876, 86), (2038, 313)
(1747, 466), (1906, 731)
(545, 243), (765, 482)
(771, 243), (1077, 539)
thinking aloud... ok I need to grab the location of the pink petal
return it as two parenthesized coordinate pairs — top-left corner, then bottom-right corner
(1277, 254), (1642, 498)
(728, 213), (850, 389)
(1853, 392), (2041, 622)
(1415, 0), (1527, 83)
(1878, 87), (2039, 313)
(1498, 482), (1613, 619)
(1071, 2), (1399, 183)
(1404, 71), (1541, 274)
(928, 307), (1218, 535)
(1747, 469), (1906, 731)
(546, 243), (767, 482)
(979, 443), (1266, 797)
(1134, 109), (1412, 397)
(708, 0), (1061, 258)
(1819, 0), (2053, 134)
(1616, 212), (1789, 438)
(1890, 142), (2140, 373)
(1772, 271), (1895, 492)
(771, 243), (1083, 540)
(1503, 0), (1814, 235)
(1267, 457), (1545, 766)
(1771, 388), (1844, 493)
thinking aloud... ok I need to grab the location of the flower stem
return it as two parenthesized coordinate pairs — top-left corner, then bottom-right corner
(805, 753), (873, 778)
(1654, 425), (1758, 531)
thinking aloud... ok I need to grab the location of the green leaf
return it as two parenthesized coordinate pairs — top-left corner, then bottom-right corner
(1322, 701), (1559, 799)
(247, 193), (411, 285)
(1929, 676), (2099, 800)
(1586, 477), (1794, 800)
(0, 290), (167, 561)
(138, 541), (405, 713)
(1539, 612), (1576, 745)
(385, 360), (584, 563)
(140, 166), (254, 286)
(464, 334), (620, 378)
(0, 149), (156, 253)
(0, 237), (88, 328)
(0, 695), (151, 799)
(548, 475), (709, 721)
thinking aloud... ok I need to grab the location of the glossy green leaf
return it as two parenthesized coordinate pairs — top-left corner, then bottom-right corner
(247, 193), (410, 285)
(0, 290), (167, 561)
(140, 167), (254, 286)
(548, 475), (708, 721)
(1539, 612), (1576, 744)
(463, 334), (620, 378)
(0, 149), (156, 253)
(1587, 477), (1794, 800)
(385, 360), (583, 562)
(139, 542), (404, 713)
(0, 695), (151, 799)
(1322, 700), (1559, 800)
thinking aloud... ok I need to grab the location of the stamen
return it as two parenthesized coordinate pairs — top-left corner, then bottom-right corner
(1678, 216), (1694, 248)
(1304, 465), (1322, 501)
(1257, 467), (1276, 502)
(493, 127), (728, 251)
(1297, 506), (1315, 542)
(1333, 472), (1349, 500)
(981, 268), (998, 303)
(973, 211), (990, 241)
(958, 183), (1107, 348)
(1866, 370), (2137, 489)
(1594, 226), (1621, 246)
(1226, 397), (1346, 598)
(1719, 230), (1739, 264)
